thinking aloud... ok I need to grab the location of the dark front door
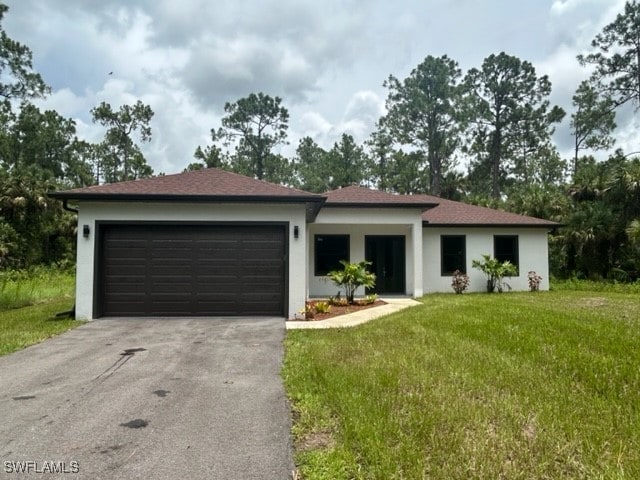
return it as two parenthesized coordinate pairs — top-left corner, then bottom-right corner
(365, 236), (405, 295)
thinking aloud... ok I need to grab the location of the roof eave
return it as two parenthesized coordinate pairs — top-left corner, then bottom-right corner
(422, 221), (561, 229)
(48, 192), (327, 222)
(324, 202), (438, 211)
(47, 192), (322, 202)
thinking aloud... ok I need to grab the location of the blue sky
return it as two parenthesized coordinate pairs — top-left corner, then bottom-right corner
(3, 0), (632, 175)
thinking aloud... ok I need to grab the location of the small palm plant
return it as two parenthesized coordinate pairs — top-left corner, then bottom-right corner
(472, 254), (518, 293)
(327, 260), (376, 304)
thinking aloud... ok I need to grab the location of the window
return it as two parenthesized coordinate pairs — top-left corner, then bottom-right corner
(494, 235), (519, 273)
(315, 235), (349, 276)
(441, 235), (466, 275)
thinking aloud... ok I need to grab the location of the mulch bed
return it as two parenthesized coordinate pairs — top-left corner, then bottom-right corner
(296, 299), (387, 321)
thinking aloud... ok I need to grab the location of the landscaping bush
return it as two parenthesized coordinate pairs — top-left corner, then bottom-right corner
(472, 254), (517, 293)
(528, 271), (542, 291)
(450, 270), (469, 294)
(327, 260), (376, 304)
(314, 301), (331, 314)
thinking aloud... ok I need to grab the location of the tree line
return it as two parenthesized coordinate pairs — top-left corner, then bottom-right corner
(1, 1), (640, 282)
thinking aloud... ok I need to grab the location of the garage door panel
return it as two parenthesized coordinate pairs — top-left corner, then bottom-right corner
(240, 267), (283, 278)
(195, 286), (240, 297)
(151, 244), (192, 253)
(195, 297), (239, 306)
(104, 264), (147, 276)
(100, 224), (286, 317)
(151, 282), (192, 293)
(104, 282), (146, 294)
(195, 265), (238, 275)
(240, 301), (283, 315)
(239, 261), (282, 271)
(105, 247), (147, 259)
(241, 259), (283, 268)
(195, 280), (239, 291)
(194, 273), (238, 283)
(241, 250), (281, 261)
(149, 294), (192, 304)
(149, 305), (193, 316)
(105, 275), (147, 286)
(150, 267), (193, 277)
(242, 269), (280, 278)
(193, 258), (240, 275)
(150, 252), (191, 261)
(243, 277), (284, 287)
(196, 239), (239, 248)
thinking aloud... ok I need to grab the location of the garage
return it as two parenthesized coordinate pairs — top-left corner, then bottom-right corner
(49, 167), (324, 320)
(98, 223), (287, 317)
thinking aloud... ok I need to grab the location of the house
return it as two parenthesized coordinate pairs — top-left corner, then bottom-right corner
(50, 168), (559, 320)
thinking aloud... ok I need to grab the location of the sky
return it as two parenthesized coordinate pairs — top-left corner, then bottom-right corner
(2, 0), (635, 176)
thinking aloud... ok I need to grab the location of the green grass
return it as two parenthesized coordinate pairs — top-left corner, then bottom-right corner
(0, 267), (75, 310)
(284, 290), (640, 479)
(0, 267), (82, 356)
(552, 278), (640, 294)
(0, 299), (82, 356)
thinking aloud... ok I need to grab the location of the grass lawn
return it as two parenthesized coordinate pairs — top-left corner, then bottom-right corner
(283, 289), (640, 479)
(0, 268), (83, 356)
(0, 267), (76, 310)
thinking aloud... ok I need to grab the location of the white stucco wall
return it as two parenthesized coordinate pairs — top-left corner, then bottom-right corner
(75, 201), (308, 320)
(307, 208), (424, 298)
(422, 227), (551, 293)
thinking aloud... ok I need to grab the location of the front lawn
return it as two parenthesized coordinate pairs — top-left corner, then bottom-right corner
(0, 267), (75, 310)
(283, 290), (640, 479)
(0, 299), (81, 356)
(0, 268), (82, 356)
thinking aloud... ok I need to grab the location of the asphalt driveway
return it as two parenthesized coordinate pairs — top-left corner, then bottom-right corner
(0, 317), (293, 479)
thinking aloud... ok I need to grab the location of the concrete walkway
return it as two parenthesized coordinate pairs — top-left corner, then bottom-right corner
(286, 297), (421, 329)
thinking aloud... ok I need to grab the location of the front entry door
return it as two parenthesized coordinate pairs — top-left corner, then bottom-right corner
(365, 236), (405, 295)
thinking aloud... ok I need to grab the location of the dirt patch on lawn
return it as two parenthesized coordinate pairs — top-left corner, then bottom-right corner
(296, 430), (335, 452)
(579, 297), (607, 308)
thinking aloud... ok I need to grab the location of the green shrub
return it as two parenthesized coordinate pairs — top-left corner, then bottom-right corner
(361, 294), (378, 305)
(528, 271), (543, 291)
(314, 301), (331, 314)
(450, 270), (470, 294)
(329, 294), (348, 306)
(472, 254), (517, 293)
(327, 260), (376, 304)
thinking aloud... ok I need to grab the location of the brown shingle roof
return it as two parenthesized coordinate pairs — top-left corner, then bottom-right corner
(50, 168), (323, 201)
(323, 186), (558, 227)
(419, 195), (559, 227)
(323, 185), (437, 209)
(51, 171), (559, 227)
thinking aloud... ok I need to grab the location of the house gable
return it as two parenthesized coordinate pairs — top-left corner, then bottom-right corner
(50, 167), (326, 222)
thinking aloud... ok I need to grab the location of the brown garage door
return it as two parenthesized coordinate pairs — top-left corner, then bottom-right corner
(99, 224), (286, 317)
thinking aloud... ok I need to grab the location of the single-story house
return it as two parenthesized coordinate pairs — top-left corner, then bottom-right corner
(50, 168), (559, 320)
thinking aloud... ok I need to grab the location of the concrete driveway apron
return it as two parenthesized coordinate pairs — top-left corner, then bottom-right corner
(0, 317), (293, 480)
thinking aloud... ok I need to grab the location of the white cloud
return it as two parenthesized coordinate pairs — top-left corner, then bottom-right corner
(344, 91), (385, 122)
(550, 0), (582, 15)
(3, 0), (639, 175)
(290, 90), (384, 153)
(297, 112), (333, 140)
(548, 0), (627, 49)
